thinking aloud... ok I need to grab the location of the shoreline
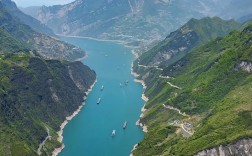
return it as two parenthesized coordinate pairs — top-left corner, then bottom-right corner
(57, 34), (127, 44)
(74, 53), (88, 62)
(52, 80), (97, 156)
(130, 144), (138, 156)
(130, 61), (149, 155)
(131, 49), (140, 59)
(57, 34), (141, 50)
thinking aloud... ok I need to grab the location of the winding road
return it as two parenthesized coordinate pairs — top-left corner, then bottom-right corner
(37, 127), (51, 155)
(163, 104), (193, 137)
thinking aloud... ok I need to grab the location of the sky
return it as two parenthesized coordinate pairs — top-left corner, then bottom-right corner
(12, 0), (75, 7)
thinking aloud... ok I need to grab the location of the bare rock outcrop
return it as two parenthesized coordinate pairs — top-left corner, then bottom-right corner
(195, 138), (252, 156)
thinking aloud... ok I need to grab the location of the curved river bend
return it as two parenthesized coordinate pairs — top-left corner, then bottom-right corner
(59, 37), (144, 156)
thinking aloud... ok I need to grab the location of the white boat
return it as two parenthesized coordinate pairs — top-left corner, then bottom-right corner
(97, 98), (101, 104)
(100, 85), (104, 91)
(111, 130), (116, 136)
(123, 121), (127, 129)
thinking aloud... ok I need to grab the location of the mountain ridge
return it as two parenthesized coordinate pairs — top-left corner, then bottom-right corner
(0, 1), (85, 61)
(0, 1), (96, 155)
(132, 20), (252, 155)
(23, 0), (252, 47)
(0, 0), (54, 36)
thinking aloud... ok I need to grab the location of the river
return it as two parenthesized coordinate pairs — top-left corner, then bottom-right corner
(59, 37), (144, 156)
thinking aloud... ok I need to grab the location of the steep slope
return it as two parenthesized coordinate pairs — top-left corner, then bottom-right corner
(0, 53), (96, 156)
(0, 2), (97, 155)
(0, 2), (85, 61)
(19, 6), (41, 19)
(133, 24), (252, 155)
(24, 0), (252, 46)
(0, 28), (30, 53)
(0, 0), (54, 36)
(136, 17), (241, 67)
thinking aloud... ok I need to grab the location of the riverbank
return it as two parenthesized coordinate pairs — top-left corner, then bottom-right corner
(57, 34), (127, 45)
(74, 53), (88, 62)
(130, 61), (149, 155)
(52, 80), (97, 156)
(57, 34), (141, 51)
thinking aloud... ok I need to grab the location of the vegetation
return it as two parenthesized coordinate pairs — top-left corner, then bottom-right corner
(0, 2), (85, 61)
(0, 2), (96, 155)
(1, 0), (54, 36)
(0, 52), (96, 155)
(0, 28), (30, 53)
(136, 17), (241, 68)
(133, 23), (252, 155)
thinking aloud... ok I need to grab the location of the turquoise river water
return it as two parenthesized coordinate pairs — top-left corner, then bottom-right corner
(59, 37), (145, 156)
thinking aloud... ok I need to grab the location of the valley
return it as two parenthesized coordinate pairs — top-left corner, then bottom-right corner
(0, 0), (252, 155)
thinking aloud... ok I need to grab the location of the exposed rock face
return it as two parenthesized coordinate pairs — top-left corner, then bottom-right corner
(24, 0), (215, 45)
(195, 138), (252, 156)
(23, 0), (252, 46)
(235, 61), (252, 73)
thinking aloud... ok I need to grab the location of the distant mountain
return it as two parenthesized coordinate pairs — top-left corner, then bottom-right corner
(133, 22), (252, 156)
(0, 0), (54, 36)
(238, 14), (252, 23)
(219, 0), (252, 19)
(24, 0), (252, 46)
(19, 6), (41, 19)
(0, 2), (85, 61)
(136, 17), (241, 68)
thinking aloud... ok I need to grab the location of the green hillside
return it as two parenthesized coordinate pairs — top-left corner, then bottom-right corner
(133, 24), (252, 155)
(0, 2), (96, 155)
(0, 0), (54, 36)
(0, 2), (85, 61)
(0, 53), (96, 156)
(0, 24), (96, 155)
(0, 28), (30, 53)
(137, 17), (241, 68)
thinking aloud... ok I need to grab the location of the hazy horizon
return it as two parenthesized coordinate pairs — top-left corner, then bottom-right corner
(13, 0), (75, 7)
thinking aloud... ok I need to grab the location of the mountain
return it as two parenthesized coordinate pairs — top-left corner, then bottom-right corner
(19, 6), (41, 19)
(238, 14), (252, 23)
(0, 28), (30, 53)
(0, 53), (96, 156)
(132, 22), (252, 155)
(0, 2), (85, 61)
(23, 0), (252, 46)
(0, 2), (96, 155)
(0, 0), (54, 36)
(219, 0), (252, 19)
(136, 17), (241, 68)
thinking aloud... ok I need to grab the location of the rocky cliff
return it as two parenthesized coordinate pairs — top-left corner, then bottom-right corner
(23, 0), (252, 46)
(195, 138), (252, 156)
